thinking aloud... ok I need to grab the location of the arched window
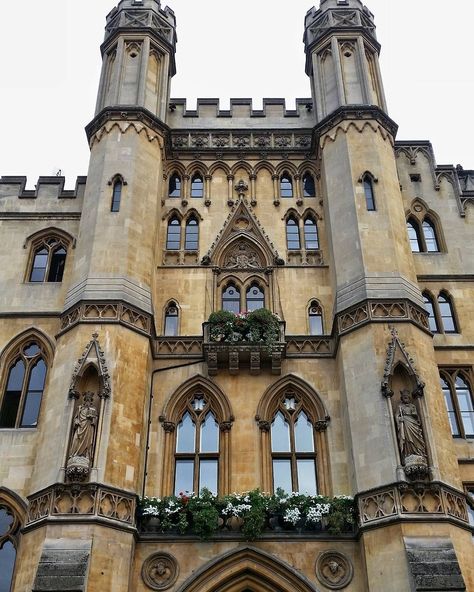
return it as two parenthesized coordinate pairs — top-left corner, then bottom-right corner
(29, 238), (67, 282)
(0, 501), (21, 592)
(286, 217), (300, 250)
(222, 284), (240, 314)
(440, 372), (474, 439)
(438, 293), (457, 333)
(423, 293), (439, 333)
(270, 394), (318, 494)
(184, 217), (199, 251)
(246, 283), (265, 312)
(0, 341), (47, 428)
(164, 302), (179, 336)
(302, 173), (316, 197)
(303, 217), (319, 250)
(363, 175), (376, 211)
(407, 219), (422, 252)
(166, 217), (181, 250)
(422, 219), (439, 252)
(111, 179), (122, 212)
(308, 301), (323, 335)
(191, 174), (204, 198)
(280, 173), (293, 198)
(174, 394), (220, 494)
(168, 173), (181, 198)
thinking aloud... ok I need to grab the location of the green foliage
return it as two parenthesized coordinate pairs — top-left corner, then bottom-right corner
(138, 489), (355, 540)
(208, 308), (281, 352)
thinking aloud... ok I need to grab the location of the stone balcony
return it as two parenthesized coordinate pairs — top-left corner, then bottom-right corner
(202, 321), (287, 376)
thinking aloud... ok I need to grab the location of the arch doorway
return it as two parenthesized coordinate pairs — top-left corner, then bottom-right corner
(176, 546), (318, 592)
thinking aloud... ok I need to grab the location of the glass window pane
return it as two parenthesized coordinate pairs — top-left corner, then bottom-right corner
(20, 391), (42, 427)
(286, 219), (300, 250)
(422, 221), (439, 252)
(280, 175), (293, 198)
(309, 314), (323, 335)
(199, 459), (218, 495)
(0, 360), (25, 428)
(166, 220), (181, 250)
(200, 412), (219, 453)
(423, 295), (439, 333)
(191, 175), (203, 197)
(222, 285), (240, 313)
(456, 377), (474, 436)
(296, 459), (317, 494)
(303, 173), (316, 197)
(0, 540), (16, 592)
(0, 508), (14, 537)
(23, 343), (40, 357)
(246, 285), (264, 312)
(364, 178), (375, 211)
(47, 248), (66, 282)
(295, 411), (314, 452)
(304, 219), (319, 250)
(6, 360), (25, 391)
(272, 459), (292, 493)
(271, 411), (290, 452)
(169, 174), (181, 197)
(164, 314), (178, 336)
(185, 220), (199, 250)
(407, 222), (421, 252)
(438, 297), (456, 332)
(467, 489), (474, 527)
(176, 412), (195, 453)
(30, 250), (48, 282)
(174, 460), (194, 495)
(441, 378), (460, 436)
(111, 181), (122, 212)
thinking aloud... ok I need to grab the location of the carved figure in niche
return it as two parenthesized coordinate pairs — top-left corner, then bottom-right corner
(396, 390), (426, 459)
(66, 391), (98, 481)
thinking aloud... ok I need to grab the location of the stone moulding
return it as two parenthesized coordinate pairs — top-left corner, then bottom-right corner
(60, 301), (152, 337)
(336, 299), (429, 336)
(25, 482), (136, 531)
(153, 337), (203, 359)
(357, 481), (469, 530)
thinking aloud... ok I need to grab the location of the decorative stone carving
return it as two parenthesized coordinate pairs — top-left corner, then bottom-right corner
(396, 389), (428, 479)
(314, 416), (331, 432)
(142, 552), (179, 590)
(66, 392), (99, 481)
(381, 327), (425, 399)
(61, 302), (151, 336)
(224, 241), (262, 269)
(68, 333), (111, 400)
(316, 550), (353, 590)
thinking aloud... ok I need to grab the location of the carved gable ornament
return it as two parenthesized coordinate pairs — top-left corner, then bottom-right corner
(68, 333), (111, 400)
(202, 198), (284, 269)
(381, 327), (425, 399)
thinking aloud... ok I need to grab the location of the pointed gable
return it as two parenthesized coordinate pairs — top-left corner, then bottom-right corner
(202, 198), (284, 268)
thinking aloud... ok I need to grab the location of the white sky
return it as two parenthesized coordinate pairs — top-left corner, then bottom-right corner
(0, 1), (472, 188)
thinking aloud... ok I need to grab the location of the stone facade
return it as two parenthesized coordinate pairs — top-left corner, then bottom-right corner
(0, 0), (473, 590)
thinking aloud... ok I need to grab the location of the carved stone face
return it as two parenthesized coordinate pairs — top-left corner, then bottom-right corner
(400, 391), (411, 404)
(328, 560), (340, 574)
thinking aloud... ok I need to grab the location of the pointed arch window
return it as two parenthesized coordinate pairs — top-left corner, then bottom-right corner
(29, 238), (67, 283)
(222, 284), (240, 314)
(174, 394), (220, 494)
(286, 217), (300, 250)
(168, 173), (181, 198)
(302, 173), (316, 197)
(191, 174), (204, 198)
(0, 502), (21, 592)
(164, 302), (179, 336)
(280, 173), (293, 198)
(438, 293), (457, 333)
(303, 217), (319, 250)
(422, 219), (439, 252)
(270, 394), (318, 494)
(166, 217), (181, 250)
(440, 371), (474, 439)
(0, 342), (47, 429)
(246, 283), (265, 312)
(362, 174), (376, 211)
(423, 293), (439, 333)
(111, 179), (122, 212)
(184, 217), (199, 251)
(407, 219), (422, 252)
(308, 301), (323, 335)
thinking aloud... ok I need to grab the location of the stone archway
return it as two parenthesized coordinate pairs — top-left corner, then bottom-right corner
(176, 546), (318, 592)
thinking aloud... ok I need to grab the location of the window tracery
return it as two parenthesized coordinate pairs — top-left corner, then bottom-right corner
(0, 492), (24, 592)
(280, 173), (293, 198)
(308, 300), (323, 335)
(168, 173), (181, 198)
(406, 202), (443, 253)
(29, 237), (68, 283)
(422, 290), (458, 334)
(164, 301), (179, 336)
(440, 370), (474, 439)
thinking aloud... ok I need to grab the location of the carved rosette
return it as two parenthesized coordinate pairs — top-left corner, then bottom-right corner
(315, 550), (354, 590)
(142, 552), (179, 591)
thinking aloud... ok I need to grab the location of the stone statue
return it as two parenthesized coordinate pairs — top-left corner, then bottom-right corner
(396, 389), (428, 479)
(66, 391), (98, 480)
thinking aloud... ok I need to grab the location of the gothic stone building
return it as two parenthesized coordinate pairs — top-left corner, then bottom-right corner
(1, 0), (474, 591)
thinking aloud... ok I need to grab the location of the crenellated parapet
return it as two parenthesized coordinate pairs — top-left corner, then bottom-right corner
(0, 176), (86, 200)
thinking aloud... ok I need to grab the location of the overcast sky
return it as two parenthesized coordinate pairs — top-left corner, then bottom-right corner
(0, 1), (472, 188)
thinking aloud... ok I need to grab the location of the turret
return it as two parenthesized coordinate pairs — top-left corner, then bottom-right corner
(304, 0), (387, 122)
(95, 0), (177, 121)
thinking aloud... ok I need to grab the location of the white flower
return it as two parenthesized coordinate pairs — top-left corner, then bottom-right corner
(283, 507), (301, 526)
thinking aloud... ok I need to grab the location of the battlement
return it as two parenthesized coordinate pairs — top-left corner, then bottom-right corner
(0, 176), (87, 200)
(168, 98), (316, 130)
